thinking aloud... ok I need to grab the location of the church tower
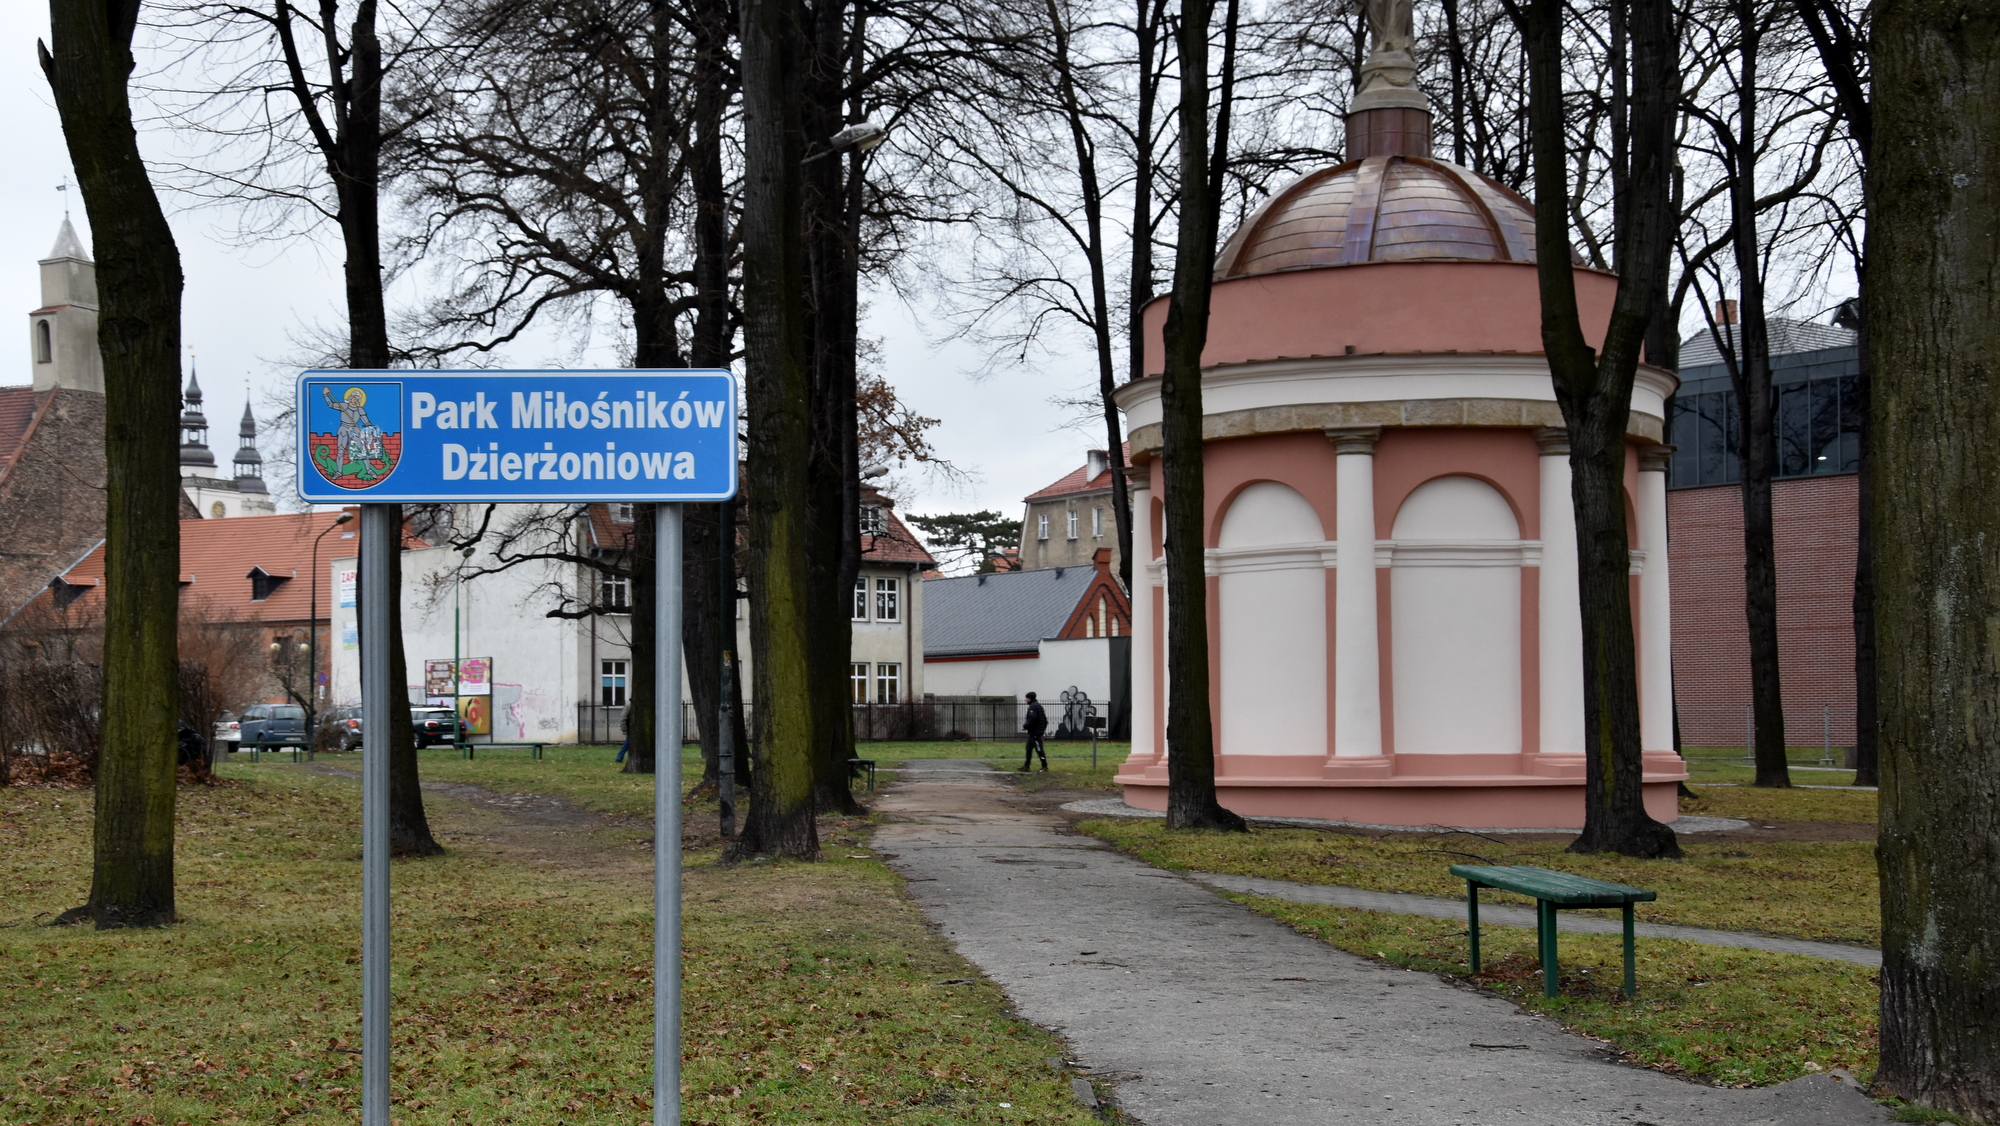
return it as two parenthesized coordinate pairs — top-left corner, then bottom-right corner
(183, 386), (276, 518)
(232, 401), (270, 501)
(180, 370), (217, 471)
(28, 219), (103, 394)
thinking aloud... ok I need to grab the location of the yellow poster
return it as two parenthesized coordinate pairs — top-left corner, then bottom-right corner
(457, 694), (492, 737)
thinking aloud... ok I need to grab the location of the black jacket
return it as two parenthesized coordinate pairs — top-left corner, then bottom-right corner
(1024, 701), (1047, 734)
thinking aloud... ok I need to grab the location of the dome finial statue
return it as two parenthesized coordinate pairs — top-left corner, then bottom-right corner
(1351, 0), (1428, 113)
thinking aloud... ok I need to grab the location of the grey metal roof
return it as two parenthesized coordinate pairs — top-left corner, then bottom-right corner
(1678, 318), (1854, 367)
(923, 566), (1092, 658)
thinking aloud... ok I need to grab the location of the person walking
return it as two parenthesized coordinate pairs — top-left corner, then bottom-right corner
(1019, 692), (1049, 772)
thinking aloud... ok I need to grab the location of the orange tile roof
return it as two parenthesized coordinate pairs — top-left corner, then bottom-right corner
(35, 509), (422, 624)
(861, 488), (936, 566)
(1023, 441), (1131, 501)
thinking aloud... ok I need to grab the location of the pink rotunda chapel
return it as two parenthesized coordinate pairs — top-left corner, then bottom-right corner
(1112, 9), (1686, 827)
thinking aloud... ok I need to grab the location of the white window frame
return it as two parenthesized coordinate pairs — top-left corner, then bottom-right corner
(1066, 509), (1078, 540)
(609, 502), (635, 524)
(851, 577), (869, 621)
(1037, 513), (1049, 541)
(600, 659), (628, 707)
(1092, 506), (1102, 538)
(875, 662), (901, 704)
(874, 577), (900, 622)
(851, 662), (871, 703)
(601, 572), (629, 611)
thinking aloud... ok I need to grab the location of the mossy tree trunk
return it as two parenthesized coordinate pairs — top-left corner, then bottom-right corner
(1519, 0), (1679, 858)
(730, 0), (819, 859)
(1869, 0), (2000, 1114)
(42, 0), (184, 927)
(1158, 0), (1244, 833)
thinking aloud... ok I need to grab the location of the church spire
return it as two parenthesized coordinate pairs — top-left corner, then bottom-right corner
(180, 366), (216, 470)
(233, 398), (267, 493)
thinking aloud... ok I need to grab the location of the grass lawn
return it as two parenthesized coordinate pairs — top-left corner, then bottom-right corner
(0, 766), (1102, 1125)
(1680, 745), (1871, 789)
(1679, 780), (1878, 824)
(1076, 811), (1878, 946)
(1239, 896), (1878, 1088)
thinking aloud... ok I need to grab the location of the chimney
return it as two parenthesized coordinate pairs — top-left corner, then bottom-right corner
(1092, 547), (1112, 575)
(1717, 299), (1739, 325)
(1085, 449), (1108, 481)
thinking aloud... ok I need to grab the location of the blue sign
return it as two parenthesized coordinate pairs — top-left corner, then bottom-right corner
(295, 370), (737, 503)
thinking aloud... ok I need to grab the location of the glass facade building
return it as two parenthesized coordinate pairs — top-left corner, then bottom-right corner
(1667, 344), (1861, 490)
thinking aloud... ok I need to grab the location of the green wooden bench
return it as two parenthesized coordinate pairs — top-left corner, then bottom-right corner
(459, 742), (550, 761)
(848, 758), (877, 792)
(1449, 864), (1657, 999)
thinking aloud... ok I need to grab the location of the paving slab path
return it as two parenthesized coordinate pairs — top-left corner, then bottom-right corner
(874, 761), (1885, 1126)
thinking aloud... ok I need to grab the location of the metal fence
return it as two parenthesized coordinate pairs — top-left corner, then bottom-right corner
(1677, 702), (1858, 760)
(575, 694), (1118, 746)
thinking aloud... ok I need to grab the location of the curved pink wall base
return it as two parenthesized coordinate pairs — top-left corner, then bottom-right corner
(1113, 749), (1687, 829)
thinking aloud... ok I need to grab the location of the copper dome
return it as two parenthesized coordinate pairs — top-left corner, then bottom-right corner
(1216, 155), (1541, 279)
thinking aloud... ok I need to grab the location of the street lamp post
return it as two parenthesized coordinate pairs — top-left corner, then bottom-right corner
(308, 510), (357, 749)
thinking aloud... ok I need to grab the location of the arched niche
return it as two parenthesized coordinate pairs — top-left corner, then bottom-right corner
(1389, 475), (1523, 754)
(1216, 481), (1328, 756)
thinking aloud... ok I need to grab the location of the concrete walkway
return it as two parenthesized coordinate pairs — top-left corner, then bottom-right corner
(1188, 872), (1880, 967)
(875, 762), (1884, 1126)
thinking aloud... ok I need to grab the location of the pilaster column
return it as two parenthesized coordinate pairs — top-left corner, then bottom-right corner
(1637, 444), (1675, 752)
(1125, 470), (1158, 766)
(1328, 427), (1382, 756)
(1535, 427), (1585, 755)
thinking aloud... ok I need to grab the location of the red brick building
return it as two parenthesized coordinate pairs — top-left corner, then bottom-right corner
(1666, 319), (1861, 748)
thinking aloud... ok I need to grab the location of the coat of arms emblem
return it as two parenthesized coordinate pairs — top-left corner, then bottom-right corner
(308, 382), (402, 489)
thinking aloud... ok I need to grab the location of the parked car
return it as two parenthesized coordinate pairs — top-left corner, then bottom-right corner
(213, 712), (240, 754)
(411, 706), (467, 748)
(236, 703), (308, 749)
(319, 705), (364, 752)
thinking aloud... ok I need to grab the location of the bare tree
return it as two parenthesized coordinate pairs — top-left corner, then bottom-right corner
(158, 0), (444, 853)
(731, 0), (821, 858)
(42, 0), (186, 926)
(1790, 0), (1873, 788)
(1513, 0), (1680, 858)
(1156, 0), (1244, 832)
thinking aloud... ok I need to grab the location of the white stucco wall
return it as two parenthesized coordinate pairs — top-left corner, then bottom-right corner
(923, 637), (1112, 711)
(329, 512), (596, 743)
(1389, 476), (1523, 754)
(923, 657), (1037, 699)
(1215, 481), (1329, 756)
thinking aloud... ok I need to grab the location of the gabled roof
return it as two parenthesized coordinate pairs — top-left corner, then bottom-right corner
(21, 509), (416, 624)
(1024, 442), (1130, 501)
(923, 565), (1101, 658)
(861, 496), (935, 566)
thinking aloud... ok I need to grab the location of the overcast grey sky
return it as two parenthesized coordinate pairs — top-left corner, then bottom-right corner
(1, 0), (1105, 529)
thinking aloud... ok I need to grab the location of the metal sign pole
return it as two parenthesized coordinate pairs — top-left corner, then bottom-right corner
(655, 502), (684, 1126)
(359, 502), (396, 1126)
(300, 370), (731, 1126)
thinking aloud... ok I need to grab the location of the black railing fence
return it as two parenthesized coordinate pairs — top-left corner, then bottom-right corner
(1677, 703), (1857, 759)
(575, 692), (1121, 747)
